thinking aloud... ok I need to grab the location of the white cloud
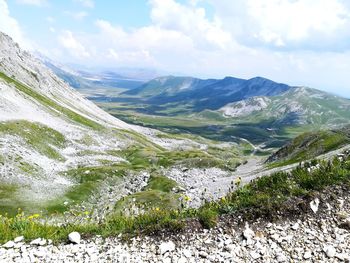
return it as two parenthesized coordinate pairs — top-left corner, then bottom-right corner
(150, 0), (232, 49)
(210, 0), (350, 50)
(0, 0), (27, 47)
(16, 0), (47, 6)
(64, 11), (89, 21)
(58, 30), (90, 58)
(73, 0), (94, 8)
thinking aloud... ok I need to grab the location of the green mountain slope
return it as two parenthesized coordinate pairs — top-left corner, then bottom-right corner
(266, 126), (350, 166)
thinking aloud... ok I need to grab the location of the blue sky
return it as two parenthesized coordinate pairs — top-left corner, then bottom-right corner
(1, 0), (350, 97)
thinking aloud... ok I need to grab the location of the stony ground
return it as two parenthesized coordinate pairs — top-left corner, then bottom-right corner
(1, 183), (350, 262)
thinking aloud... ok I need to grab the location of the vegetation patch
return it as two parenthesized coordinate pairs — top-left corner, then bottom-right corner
(46, 165), (128, 214)
(114, 175), (181, 213)
(0, 184), (24, 216)
(0, 120), (66, 160)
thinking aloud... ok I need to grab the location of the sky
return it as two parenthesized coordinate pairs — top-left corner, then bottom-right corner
(1, 0), (350, 97)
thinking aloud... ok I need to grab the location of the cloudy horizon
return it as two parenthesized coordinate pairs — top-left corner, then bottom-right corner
(1, 0), (350, 97)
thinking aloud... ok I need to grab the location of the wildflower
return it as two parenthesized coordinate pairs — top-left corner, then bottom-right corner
(234, 177), (242, 187)
(155, 207), (160, 212)
(184, 195), (191, 202)
(28, 214), (40, 220)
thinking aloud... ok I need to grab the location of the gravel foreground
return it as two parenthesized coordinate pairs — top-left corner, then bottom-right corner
(1, 184), (350, 262)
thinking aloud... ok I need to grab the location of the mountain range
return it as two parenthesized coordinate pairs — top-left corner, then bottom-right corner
(123, 75), (291, 112)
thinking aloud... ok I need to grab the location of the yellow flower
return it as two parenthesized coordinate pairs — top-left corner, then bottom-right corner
(155, 207), (160, 211)
(28, 213), (40, 220)
(184, 195), (191, 202)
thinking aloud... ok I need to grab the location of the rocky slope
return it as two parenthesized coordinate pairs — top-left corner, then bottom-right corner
(0, 32), (142, 215)
(1, 183), (350, 262)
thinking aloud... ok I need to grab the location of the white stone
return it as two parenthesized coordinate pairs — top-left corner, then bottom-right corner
(276, 253), (287, 262)
(159, 241), (176, 255)
(310, 198), (320, 213)
(291, 223), (299, 231)
(177, 257), (187, 263)
(243, 223), (255, 240)
(2, 241), (15, 249)
(68, 232), (81, 244)
(323, 245), (336, 258)
(33, 250), (45, 258)
(304, 251), (312, 259)
(183, 249), (192, 258)
(14, 236), (24, 243)
(250, 251), (261, 260)
(30, 238), (46, 246)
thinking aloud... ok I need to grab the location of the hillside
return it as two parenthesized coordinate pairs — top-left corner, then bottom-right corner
(217, 87), (350, 127)
(0, 32), (143, 215)
(266, 126), (350, 166)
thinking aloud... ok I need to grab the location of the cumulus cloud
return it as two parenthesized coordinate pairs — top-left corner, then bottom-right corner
(0, 0), (27, 46)
(210, 0), (350, 50)
(150, 0), (232, 49)
(58, 30), (90, 58)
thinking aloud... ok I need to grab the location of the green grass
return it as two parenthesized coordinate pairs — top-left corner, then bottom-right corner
(0, 72), (103, 130)
(16, 157), (41, 175)
(0, 120), (66, 160)
(117, 145), (241, 171)
(145, 175), (178, 192)
(0, 184), (23, 216)
(46, 165), (128, 214)
(114, 174), (181, 213)
(77, 135), (98, 146)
